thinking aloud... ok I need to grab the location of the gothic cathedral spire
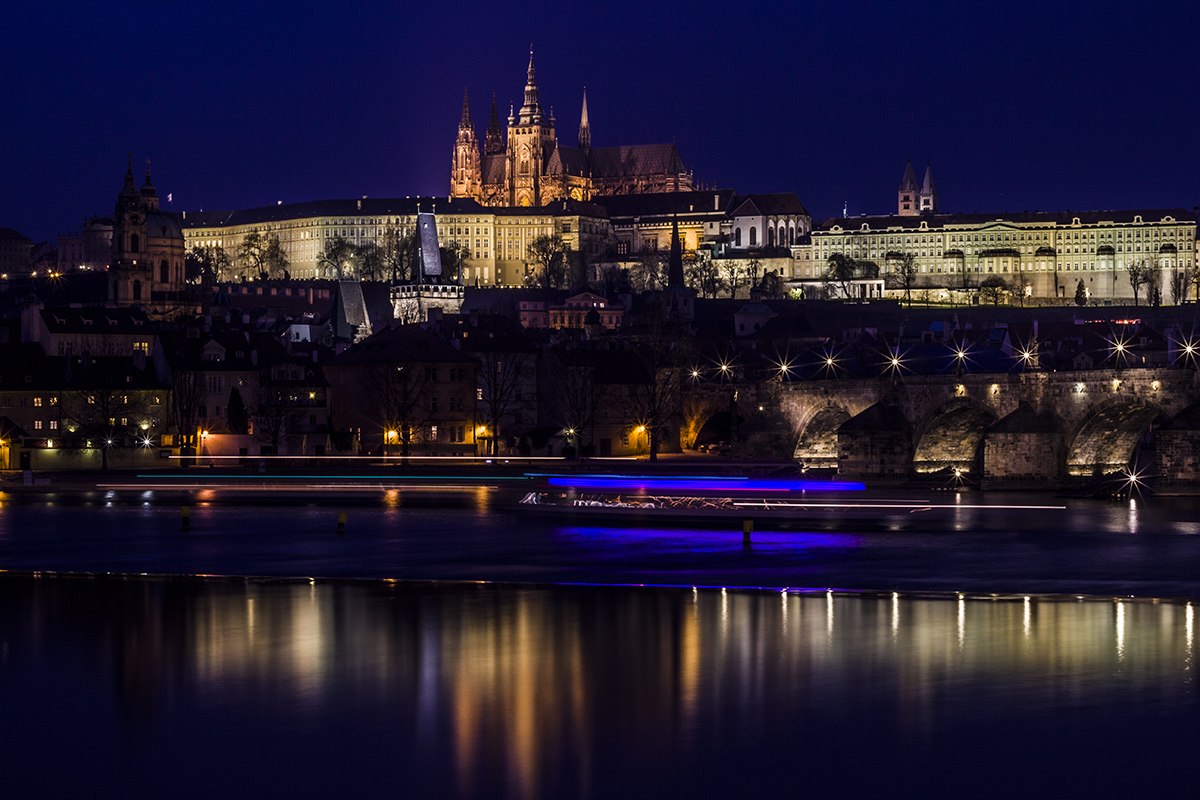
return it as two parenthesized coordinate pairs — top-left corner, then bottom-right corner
(578, 87), (591, 152)
(450, 86), (481, 200)
(485, 92), (504, 155)
(898, 157), (919, 216)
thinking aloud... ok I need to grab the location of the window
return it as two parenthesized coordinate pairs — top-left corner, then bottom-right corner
(49, 420), (57, 430)
(33, 397), (42, 407)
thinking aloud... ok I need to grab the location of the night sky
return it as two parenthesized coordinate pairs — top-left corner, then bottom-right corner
(3, 0), (1197, 244)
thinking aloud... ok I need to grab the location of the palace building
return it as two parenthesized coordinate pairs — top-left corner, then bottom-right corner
(450, 53), (694, 207)
(797, 161), (1196, 302)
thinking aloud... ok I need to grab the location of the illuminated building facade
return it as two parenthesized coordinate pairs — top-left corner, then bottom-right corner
(451, 53), (693, 207)
(801, 210), (1196, 302)
(183, 197), (613, 288)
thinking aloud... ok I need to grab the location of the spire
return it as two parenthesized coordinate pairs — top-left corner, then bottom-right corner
(668, 197), (684, 290)
(922, 160), (935, 193)
(578, 87), (591, 151)
(459, 86), (473, 130)
(141, 157), (157, 197)
(518, 47), (544, 125)
(900, 157), (918, 191)
(485, 92), (504, 155)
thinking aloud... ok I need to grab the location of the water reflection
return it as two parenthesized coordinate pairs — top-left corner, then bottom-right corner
(0, 575), (1197, 797)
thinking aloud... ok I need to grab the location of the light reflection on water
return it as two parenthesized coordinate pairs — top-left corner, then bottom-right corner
(0, 574), (1197, 797)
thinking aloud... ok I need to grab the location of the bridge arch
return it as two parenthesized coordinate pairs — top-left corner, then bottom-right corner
(1066, 395), (1168, 477)
(792, 403), (852, 467)
(912, 397), (998, 474)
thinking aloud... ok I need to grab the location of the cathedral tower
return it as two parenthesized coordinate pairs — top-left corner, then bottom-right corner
(898, 158), (919, 216)
(578, 87), (591, 152)
(450, 88), (481, 200)
(505, 50), (556, 206)
(484, 93), (504, 156)
(919, 161), (938, 214)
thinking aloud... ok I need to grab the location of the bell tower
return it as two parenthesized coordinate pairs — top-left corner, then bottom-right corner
(898, 158), (919, 217)
(505, 50), (556, 206)
(450, 88), (481, 200)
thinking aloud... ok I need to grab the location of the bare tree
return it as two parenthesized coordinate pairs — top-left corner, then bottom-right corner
(238, 231), (289, 280)
(1126, 259), (1156, 306)
(548, 346), (598, 456)
(684, 250), (724, 298)
(59, 375), (150, 471)
(354, 241), (385, 282)
(368, 361), (433, 464)
(1169, 269), (1194, 305)
(886, 252), (919, 308)
(759, 269), (785, 299)
(824, 253), (859, 299)
(474, 349), (533, 455)
(379, 223), (418, 283)
(628, 309), (691, 461)
(526, 234), (569, 290)
(252, 376), (292, 456)
(318, 237), (356, 280)
(169, 368), (205, 456)
(719, 259), (743, 299)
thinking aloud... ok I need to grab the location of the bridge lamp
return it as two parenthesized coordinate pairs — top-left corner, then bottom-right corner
(1112, 379), (1122, 391)
(719, 363), (730, 374)
(1151, 381), (1160, 391)
(1075, 382), (1085, 394)
(691, 369), (701, 379)
(890, 357), (901, 368)
(990, 384), (1000, 395)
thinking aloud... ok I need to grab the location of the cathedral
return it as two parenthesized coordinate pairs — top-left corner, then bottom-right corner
(451, 53), (694, 207)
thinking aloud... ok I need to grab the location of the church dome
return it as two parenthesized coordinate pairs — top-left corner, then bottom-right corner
(144, 212), (183, 240)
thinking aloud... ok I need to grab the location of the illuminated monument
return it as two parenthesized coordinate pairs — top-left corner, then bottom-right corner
(451, 52), (694, 207)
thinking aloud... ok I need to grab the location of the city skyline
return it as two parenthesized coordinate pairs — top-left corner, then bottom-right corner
(3, 0), (1198, 243)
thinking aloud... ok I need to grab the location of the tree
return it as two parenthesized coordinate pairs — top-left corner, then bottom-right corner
(684, 250), (724, 298)
(886, 252), (919, 308)
(719, 259), (743, 299)
(252, 374), (292, 456)
(548, 345), (598, 457)
(354, 242), (385, 282)
(745, 257), (763, 290)
(1169, 269), (1194, 305)
(379, 223), (418, 283)
(169, 368), (205, 458)
(1126, 259), (1156, 306)
(474, 348), (534, 455)
(1074, 279), (1087, 307)
(526, 234), (569, 290)
(979, 275), (1008, 305)
(318, 237), (356, 280)
(238, 231), (289, 280)
(824, 253), (859, 299)
(439, 241), (471, 284)
(759, 269), (785, 299)
(1011, 270), (1031, 307)
(185, 244), (231, 286)
(627, 308), (691, 461)
(226, 386), (249, 435)
(58, 370), (151, 471)
(630, 250), (667, 293)
(368, 361), (433, 464)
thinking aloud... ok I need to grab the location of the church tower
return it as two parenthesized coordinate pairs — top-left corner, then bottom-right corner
(919, 161), (938, 214)
(505, 50), (556, 206)
(898, 158), (919, 216)
(450, 88), (481, 200)
(578, 87), (591, 152)
(109, 156), (185, 315)
(484, 93), (504, 156)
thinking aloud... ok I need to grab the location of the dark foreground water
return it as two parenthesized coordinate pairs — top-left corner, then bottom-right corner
(0, 574), (1196, 798)
(2, 491), (1200, 796)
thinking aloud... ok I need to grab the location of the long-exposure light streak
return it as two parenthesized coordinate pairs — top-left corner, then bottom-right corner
(546, 477), (865, 492)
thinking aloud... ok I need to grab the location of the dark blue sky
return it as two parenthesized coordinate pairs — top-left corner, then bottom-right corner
(3, 0), (1197, 243)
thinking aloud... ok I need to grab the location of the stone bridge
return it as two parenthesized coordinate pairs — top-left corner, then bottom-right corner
(698, 367), (1200, 484)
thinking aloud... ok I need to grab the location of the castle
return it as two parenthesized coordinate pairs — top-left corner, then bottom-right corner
(451, 53), (693, 207)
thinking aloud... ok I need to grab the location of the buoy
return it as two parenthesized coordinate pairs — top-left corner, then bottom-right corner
(181, 505), (190, 530)
(337, 511), (347, 535)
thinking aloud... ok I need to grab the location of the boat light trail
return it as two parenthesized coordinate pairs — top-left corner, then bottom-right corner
(545, 476), (865, 492)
